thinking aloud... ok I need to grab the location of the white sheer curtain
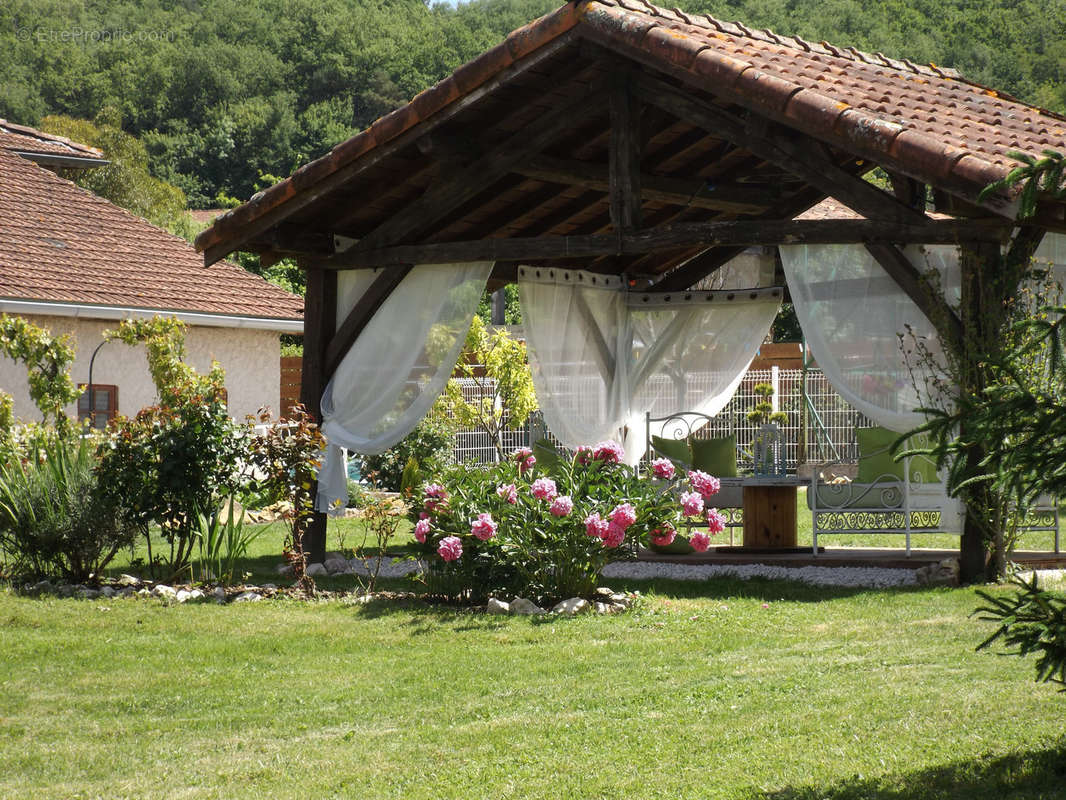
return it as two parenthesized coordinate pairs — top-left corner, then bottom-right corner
(780, 243), (959, 433)
(519, 266), (780, 465)
(316, 261), (492, 510)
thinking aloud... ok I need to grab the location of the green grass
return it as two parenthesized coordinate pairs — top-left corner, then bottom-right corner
(1, 578), (1064, 799)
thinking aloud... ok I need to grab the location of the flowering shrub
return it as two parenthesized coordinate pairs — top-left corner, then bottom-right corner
(412, 441), (685, 604)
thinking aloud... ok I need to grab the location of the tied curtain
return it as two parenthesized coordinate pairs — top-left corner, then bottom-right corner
(779, 243), (959, 433)
(518, 266), (781, 465)
(780, 234), (1066, 435)
(316, 261), (493, 510)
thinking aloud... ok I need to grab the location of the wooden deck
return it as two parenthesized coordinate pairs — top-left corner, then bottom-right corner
(637, 547), (1066, 570)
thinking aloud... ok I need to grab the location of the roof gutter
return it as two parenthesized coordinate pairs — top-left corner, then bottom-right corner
(0, 299), (304, 333)
(12, 151), (110, 169)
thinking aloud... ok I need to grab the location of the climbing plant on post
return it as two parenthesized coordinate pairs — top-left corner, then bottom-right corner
(0, 314), (81, 434)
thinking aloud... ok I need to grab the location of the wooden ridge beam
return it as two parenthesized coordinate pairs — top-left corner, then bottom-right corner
(609, 71), (642, 235)
(307, 218), (1009, 270)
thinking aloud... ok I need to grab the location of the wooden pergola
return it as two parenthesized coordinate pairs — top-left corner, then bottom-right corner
(196, 0), (1066, 570)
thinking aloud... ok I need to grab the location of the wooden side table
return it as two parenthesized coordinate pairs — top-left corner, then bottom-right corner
(741, 476), (805, 549)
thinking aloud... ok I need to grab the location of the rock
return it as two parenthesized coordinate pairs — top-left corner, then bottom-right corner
(26, 580), (53, 596)
(152, 584), (176, 600)
(262, 583), (277, 592)
(57, 584), (77, 598)
(552, 598), (590, 616)
(486, 598), (510, 615)
(176, 589), (204, 603)
(305, 563), (328, 577)
(119, 587), (135, 598)
(77, 588), (100, 600)
(610, 593), (631, 609)
(136, 588), (151, 597)
(593, 587), (615, 600)
(509, 597), (546, 616)
(98, 586), (116, 598)
(234, 591), (262, 603)
(594, 602), (611, 614)
(275, 563), (294, 576)
(117, 574), (140, 587)
(213, 586), (227, 604)
(324, 557), (351, 575)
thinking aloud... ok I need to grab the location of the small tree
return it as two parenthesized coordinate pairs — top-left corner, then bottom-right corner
(0, 315), (81, 434)
(441, 316), (537, 460)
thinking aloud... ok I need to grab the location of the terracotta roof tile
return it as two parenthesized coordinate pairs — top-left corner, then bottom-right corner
(0, 119), (104, 159)
(197, 0), (1066, 259)
(0, 150), (302, 322)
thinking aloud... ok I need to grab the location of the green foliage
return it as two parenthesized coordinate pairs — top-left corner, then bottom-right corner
(95, 392), (246, 582)
(360, 411), (454, 493)
(0, 431), (137, 581)
(975, 574), (1066, 689)
(104, 316), (225, 406)
(40, 111), (191, 236)
(193, 495), (264, 586)
(979, 149), (1066, 219)
(0, 314), (80, 432)
(414, 443), (681, 604)
(353, 495), (403, 592)
(441, 315), (537, 459)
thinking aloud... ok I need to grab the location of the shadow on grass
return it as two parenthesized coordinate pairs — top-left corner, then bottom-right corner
(603, 573), (931, 603)
(748, 740), (1066, 800)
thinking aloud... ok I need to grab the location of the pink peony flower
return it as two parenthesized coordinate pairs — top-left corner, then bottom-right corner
(574, 445), (593, 465)
(690, 531), (711, 552)
(418, 512), (430, 520)
(688, 470), (721, 499)
(650, 526), (676, 547)
(470, 512), (497, 541)
(496, 483), (518, 504)
(513, 448), (536, 474)
(413, 517), (431, 543)
(651, 458), (676, 480)
(680, 491), (704, 517)
(584, 512), (609, 538)
(705, 508), (727, 534)
(609, 503), (637, 529)
(438, 536), (463, 562)
(601, 521), (626, 548)
(592, 440), (625, 464)
(531, 477), (558, 501)
(425, 483), (448, 498)
(550, 495), (574, 517)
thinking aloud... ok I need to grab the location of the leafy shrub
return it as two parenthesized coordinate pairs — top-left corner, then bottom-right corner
(361, 413), (453, 493)
(0, 432), (137, 581)
(975, 574), (1066, 689)
(96, 393), (247, 582)
(412, 441), (712, 605)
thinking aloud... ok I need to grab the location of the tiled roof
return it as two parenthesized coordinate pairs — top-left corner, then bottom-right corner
(0, 119), (104, 159)
(0, 149), (303, 321)
(197, 0), (1066, 260)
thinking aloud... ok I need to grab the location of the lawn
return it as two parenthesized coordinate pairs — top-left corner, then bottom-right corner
(2, 573), (1064, 799)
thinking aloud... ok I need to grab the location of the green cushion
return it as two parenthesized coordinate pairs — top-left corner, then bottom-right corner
(650, 435), (691, 467)
(690, 435), (738, 478)
(648, 532), (695, 554)
(855, 427), (939, 484)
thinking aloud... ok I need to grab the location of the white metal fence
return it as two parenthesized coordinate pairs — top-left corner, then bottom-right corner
(449, 368), (872, 471)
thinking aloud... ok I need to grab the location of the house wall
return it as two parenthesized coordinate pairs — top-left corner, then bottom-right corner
(0, 314), (282, 423)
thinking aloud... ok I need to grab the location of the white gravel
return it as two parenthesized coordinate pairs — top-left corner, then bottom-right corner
(352, 556), (920, 588)
(602, 560), (919, 588)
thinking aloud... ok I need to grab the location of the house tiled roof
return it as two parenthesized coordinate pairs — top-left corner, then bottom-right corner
(197, 0), (1066, 260)
(0, 119), (104, 160)
(0, 148), (303, 321)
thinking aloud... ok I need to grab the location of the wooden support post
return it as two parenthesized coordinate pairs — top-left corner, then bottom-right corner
(300, 267), (337, 566)
(609, 73), (642, 238)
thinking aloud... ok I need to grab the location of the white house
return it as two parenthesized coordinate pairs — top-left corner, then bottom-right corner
(0, 121), (304, 424)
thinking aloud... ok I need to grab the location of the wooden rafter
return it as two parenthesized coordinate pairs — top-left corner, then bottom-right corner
(609, 71), (643, 235)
